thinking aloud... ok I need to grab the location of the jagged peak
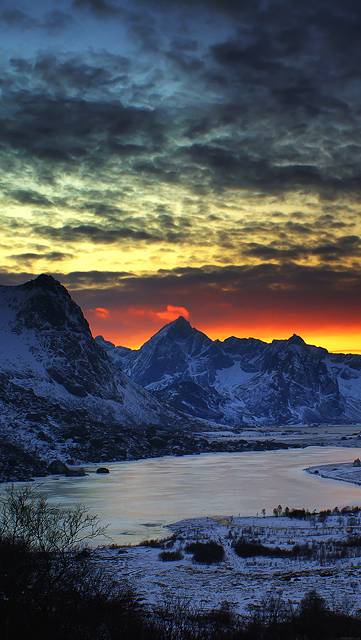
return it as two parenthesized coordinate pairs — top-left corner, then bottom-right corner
(223, 335), (267, 346)
(34, 273), (58, 284)
(158, 315), (193, 339)
(287, 334), (306, 346)
(142, 315), (211, 348)
(171, 315), (191, 328)
(14, 274), (90, 334)
(26, 274), (60, 287)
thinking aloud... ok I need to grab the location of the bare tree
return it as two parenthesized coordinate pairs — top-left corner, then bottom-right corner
(0, 484), (106, 552)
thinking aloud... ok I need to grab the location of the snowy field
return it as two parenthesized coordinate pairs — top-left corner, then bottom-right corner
(98, 509), (361, 615)
(307, 461), (361, 486)
(200, 424), (361, 448)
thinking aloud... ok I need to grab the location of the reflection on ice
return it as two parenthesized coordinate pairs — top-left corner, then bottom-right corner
(5, 446), (361, 545)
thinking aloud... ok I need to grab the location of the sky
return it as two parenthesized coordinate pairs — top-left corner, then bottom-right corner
(0, 0), (361, 350)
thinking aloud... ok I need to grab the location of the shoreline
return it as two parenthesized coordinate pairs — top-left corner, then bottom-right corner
(4, 422), (361, 484)
(16, 440), (361, 486)
(0, 436), (292, 483)
(306, 461), (361, 488)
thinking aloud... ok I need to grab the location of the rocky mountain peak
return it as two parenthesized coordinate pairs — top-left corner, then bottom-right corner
(173, 315), (191, 328)
(287, 334), (306, 346)
(17, 274), (90, 335)
(24, 274), (61, 288)
(152, 315), (197, 343)
(165, 315), (192, 334)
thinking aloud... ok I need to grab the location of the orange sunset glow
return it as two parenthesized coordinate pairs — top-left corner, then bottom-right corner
(85, 297), (361, 353)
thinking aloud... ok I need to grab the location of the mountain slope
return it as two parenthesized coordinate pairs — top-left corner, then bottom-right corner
(103, 319), (360, 426)
(0, 275), (192, 479)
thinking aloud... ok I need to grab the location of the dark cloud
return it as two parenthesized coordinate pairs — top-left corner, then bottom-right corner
(37, 223), (158, 244)
(0, 87), (165, 171)
(0, 0), (361, 298)
(0, 8), (74, 32)
(8, 189), (53, 207)
(35, 217), (189, 244)
(69, 262), (361, 307)
(7, 251), (73, 267)
(59, 270), (134, 286)
(1, 262), (360, 309)
(43, 11), (75, 32)
(243, 236), (361, 263)
(136, 0), (261, 16)
(7, 263), (355, 336)
(0, 269), (133, 287)
(180, 144), (329, 194)
(0, 8), (37, 29)
(1, 26), (361, 201)
(72, 0), (123, 17)
(28, 53), (129, 92)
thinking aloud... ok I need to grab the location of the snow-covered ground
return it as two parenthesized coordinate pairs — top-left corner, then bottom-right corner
(200, 424), (361, 447)
(307, 461), (361, 486)
(98, 510), (361, 615)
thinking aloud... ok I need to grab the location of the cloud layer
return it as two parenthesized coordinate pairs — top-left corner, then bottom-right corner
(0, 0), (360, 347)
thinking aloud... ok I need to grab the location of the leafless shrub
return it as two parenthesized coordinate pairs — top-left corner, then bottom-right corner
(0, 484), (106, 553)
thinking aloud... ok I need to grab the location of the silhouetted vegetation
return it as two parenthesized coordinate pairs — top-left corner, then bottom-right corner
(3, 487), (361, 639)
(272, 503), (361, 521)
(233, 537), (312, 559)
(185, 540), (225, 563)
(141, 534), (177, 549)
(159, 549), (184, 561)
(233, 534), (361, 562)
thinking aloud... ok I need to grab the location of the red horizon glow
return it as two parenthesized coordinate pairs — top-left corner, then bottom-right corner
(85, 304), (361, 354)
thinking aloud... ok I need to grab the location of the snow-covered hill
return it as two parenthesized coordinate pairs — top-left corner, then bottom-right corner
(101, 318), (361, 426)
(0, 276), (192, 480)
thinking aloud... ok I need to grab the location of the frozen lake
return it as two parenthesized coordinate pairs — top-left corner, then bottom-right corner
(9, 446), (361, 545)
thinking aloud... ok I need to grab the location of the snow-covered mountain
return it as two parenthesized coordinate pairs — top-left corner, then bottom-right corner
(0, 276), (193, 479)
(101, 318), (361, 426)
(2, 275), (361, 480)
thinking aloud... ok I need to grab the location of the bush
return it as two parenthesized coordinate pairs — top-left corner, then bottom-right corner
(185, 541), (225, 563)
(159, 550), (184, 561)
(142, 539), (164, 548)
(233, 538), (292, 558)
(233, 538), (315, 559)
(142, 535), (176, 548)
(291, 543), (313, 558)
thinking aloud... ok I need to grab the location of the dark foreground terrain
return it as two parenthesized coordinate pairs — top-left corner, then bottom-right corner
(3, 539), (361, 640)
(1, 486), (361, 640)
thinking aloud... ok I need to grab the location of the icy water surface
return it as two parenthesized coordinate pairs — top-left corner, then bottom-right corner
(9, 446), (361, 545)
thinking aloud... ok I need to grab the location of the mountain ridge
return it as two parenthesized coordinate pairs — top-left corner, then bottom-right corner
(100, 316), (361, 426)
(1, 275), (361, 481)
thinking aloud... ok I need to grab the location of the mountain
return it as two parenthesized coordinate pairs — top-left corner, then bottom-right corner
(0, 276), (195, 480)
(2, 275), (361, 481)
(103, 319), (361, 426)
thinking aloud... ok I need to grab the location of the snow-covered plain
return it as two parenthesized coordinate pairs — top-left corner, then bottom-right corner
(98, 510), (361, 615)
